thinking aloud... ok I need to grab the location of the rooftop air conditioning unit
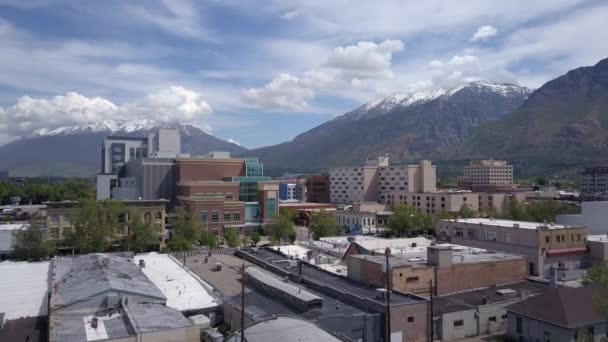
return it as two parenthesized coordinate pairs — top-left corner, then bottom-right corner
(376, 288), (388, 300)
(214, 263), (222, 271)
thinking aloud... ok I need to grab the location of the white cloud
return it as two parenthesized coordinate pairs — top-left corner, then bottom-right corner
(326, 40), (404, 80)
(280, 10), (300, 20)
(241, 73), (318, 111)
(0, 86), (213, 141)
(123, 0), (209, 39)
(469, 25), (498, 42)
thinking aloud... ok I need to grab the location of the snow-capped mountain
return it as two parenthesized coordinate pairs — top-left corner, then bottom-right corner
(31, 119), (207, 137)
(343, 81), (531, 121)
(0, 120), (246, 177)
(245, 80), (532, 170)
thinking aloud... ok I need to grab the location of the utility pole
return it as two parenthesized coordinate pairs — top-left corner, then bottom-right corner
(240, 262), (246, 342)
(385, 246), (391, 342)
(429, 279), (434, 342)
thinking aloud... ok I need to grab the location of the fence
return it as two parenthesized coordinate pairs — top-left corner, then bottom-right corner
(170, 247), (236, 260)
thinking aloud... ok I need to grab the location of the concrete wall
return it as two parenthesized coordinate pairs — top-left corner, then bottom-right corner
(138, 325), (199, 342)
(588, 239), (608, 262)
(177, 158), (245, 182)
(390, 301), (430, 342)
(435, 259), (527, 296)
(557, 201), (608, 235)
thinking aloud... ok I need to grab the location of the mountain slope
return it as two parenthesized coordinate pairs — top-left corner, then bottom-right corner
(244, 81), (531, 170)
(448, 58), (608, 166)
(0, 120), (247, 177)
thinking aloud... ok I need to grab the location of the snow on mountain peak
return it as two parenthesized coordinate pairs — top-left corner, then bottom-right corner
(32, 119), (167, 137)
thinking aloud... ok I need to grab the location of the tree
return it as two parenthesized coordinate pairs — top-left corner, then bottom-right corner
(535, 177), (548, 186)
(309, 211), (339, 240)
(251, 231), (261, 246)
(265, 213), (295, 245)
(279, 207), (297, 222)
(12, 222), (54, 260)
(200, 231), (218, 249)
(127, 212), (156, 253)
(501, 198), (532, 221)
(166, 236), (192, 251)
(458, 204), (478, 219)
(388, 204), (424, 237)
(173, 208), (200, 243)
(65, 200), (126, 253)
(224, 229), (240, 247)
(583, 264), (608, 320)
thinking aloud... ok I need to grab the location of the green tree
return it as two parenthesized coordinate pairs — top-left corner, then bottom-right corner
(265, 212), (295, 245)
(309, 211), (339, 240)
(388, 204), (424, 237)
(279, 207), (297, 222)
(12, 222), (54, 260)
(458, 204), (478, 219)
(173, 208), (200, 243)
(251, 231), (261, 246)
(166, 236), (192, 251)
(224, 229), (240, 247)
(127, 212), (157, 253)
(65, 200), (126, 253)
(583, 264), (608, 320)
(502, 198), (532, 221)
(200, 231), (218, 249)
(526, 199), (578, 222)
(535, 177), (547, 186)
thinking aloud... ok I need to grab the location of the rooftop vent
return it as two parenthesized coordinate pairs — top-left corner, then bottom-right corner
(213, 263), (222, 272)
(91, 317), (98, 329)
(376, 288), (388, 300)
(496, 289), (516, 296)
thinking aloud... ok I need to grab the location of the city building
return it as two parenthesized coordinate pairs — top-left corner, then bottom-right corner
(0, 222), (29, 256)
(237, 247), (431, 342)
(49, 253), (199, 342)
(330, 202), (391, 234)
(97, 129), (181, 200)
(437, 218), (589, 277)
(0, 260), (51, 342)
(279, 182), (297, 201)
(586, 235), (608, 263)
(305, 174), (330, 203)
(579, 166), (608, 198)
(507, 286), (607, 342)
(433, 281), (548, 341)
(347, 244), (527, 296)
(44, 200), (168, 243)
(557, 201), (608, 235)
(458, 160), (514, 190)
(329, 156), (436, 204)
(113, 157), (178, 205)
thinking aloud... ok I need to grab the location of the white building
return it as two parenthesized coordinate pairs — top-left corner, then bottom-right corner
(557, 201), (608, 235)
(329, 156), (436, 204)
(0, 222), (28, 255)
(459, 160), (514, 186)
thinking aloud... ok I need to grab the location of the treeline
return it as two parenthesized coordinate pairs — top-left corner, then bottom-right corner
(0, 180), (94, 205)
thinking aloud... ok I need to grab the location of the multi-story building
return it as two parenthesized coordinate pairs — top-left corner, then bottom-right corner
(331, 202), (390, 234)
(43, 199), (168, 243)
(329, 156), (435, 204)
(113, 157), (178, 205)
(458, 160), (514, 188)
(387, 191), (526, 215)
(305, 174), (330, 203)
(97, 129), (181, 200)
(278, 179), (307, 202)
(279, 183), (297, 201)
(579, 165), (608, 198)
(437, 218), (588, 277)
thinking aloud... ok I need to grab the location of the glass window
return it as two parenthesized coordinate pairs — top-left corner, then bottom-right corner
(266, 198), (276, 219)
(406, 276), (419, 283)
(516, 317), (522, 334)
(226, 193), (233, 200)
(233, 213), (241, 221)
(200, 211), (208, 222)
(211, 211), (219, 222)
(224, 213), (231, 221)
(407, 316), (414, 323)
(454, 320), (464, 327)
(129, 148), (135, 160)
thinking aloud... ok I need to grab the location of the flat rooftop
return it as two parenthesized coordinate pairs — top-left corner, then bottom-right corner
(448, 218), (581, 230)
(227, 316), (342, 342)
(239, 248), (427, 306)
(133, 253), (222, 312)
(269, 245), (346, 276)
(0, 261), (50, 320)
(350, 244), (524, 268)
(0, 222), (29, 231)
(433, 281), (548, 315)
(588, 235), (608, 242)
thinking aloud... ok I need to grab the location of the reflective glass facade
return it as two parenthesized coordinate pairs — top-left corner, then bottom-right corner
(245, 202), (261, 223)
(230, 158), (270, 202)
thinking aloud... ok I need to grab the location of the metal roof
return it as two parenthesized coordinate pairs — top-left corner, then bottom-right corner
(227, 316), (342, 342)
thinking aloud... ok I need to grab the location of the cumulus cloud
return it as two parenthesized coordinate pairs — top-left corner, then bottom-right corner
(326, 40), (404, 80)
(241, 73), (318, 111)
(469, 25), (498, 42)
(428, 54), (482, 86)
(0, 86), (213, 140)
(227, 138), (241, 146)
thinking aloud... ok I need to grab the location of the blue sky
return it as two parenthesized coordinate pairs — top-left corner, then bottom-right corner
(0, 0), (607, 148)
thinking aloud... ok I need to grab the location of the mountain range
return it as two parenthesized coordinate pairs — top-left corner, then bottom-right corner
(1, 57), (607, 178)
(0, 120), (246, 177)
(243, 81), (532, 171)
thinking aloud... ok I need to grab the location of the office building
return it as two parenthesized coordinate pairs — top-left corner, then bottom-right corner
(305, 174), (330, 203)
(458, 160), (514, 189)
(49, 254), (199, 342)
(279, 182), (297, 200)
(113, 157), (178, 205)
(437, 218), (588, 277)
(579, 166), (608, 199)
(97, 129), (181, 200)
(329, 156), (435, 204)
(387, 191), (526, 215)
(507, 286), (607, 342)
(330, 202), (391, 234)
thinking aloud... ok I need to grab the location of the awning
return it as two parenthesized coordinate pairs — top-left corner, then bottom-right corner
(546, 246), (588, 257)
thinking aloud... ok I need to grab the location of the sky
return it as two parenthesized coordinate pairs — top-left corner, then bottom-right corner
(0, 0), (607, 148)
